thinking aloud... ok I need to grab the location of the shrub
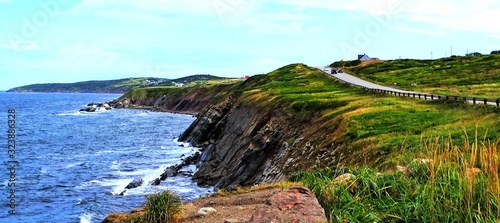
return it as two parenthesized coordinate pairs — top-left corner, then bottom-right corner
(330, 60), (361, 68)
(142, 190), (182, 223)
(491, 50), (500, 55)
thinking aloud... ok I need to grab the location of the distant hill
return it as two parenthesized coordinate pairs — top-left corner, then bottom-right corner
(7, 75), (225, 93)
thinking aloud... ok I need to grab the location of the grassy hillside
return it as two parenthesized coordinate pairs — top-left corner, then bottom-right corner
(347, 54), (500, 99)
(7, 78), (163, 93)
(235, 64), (500, 167)
(125, 63), (500, 168)
(7, 75), (229, 93)
(234, 63), (500, 222)
(120, 63), (500, 222)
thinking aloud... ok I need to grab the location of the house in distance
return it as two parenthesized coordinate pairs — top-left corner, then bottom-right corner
(358, 54), (379, 61)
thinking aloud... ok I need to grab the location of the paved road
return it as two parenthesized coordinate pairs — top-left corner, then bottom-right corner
(319, 66), (416, 93)
(325, 67), (414, 93)
(317, 66), (499, 107)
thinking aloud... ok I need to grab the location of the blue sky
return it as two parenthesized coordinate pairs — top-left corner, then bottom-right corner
(1, 0), (499, 90)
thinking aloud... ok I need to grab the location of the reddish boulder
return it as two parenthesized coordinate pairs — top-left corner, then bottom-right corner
(250, 186), (327, 223)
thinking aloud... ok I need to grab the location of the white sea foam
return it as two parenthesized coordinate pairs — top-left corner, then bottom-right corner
(134, 112), (149, 116)
(95, 150), (116, 155)
(75, 180), (103, 189)
(57, 111), (82, 116)
(66, 162), (84, 168)
(79, 213), (93, 223)
(110, 160), (120, 170)
(100, 178), (134, 195)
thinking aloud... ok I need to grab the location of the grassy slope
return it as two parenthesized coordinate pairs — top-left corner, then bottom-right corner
(124, 63), (500, 168)
(347, 54), (500, 99)
(234, 63), (500, 168)
(8, 78), (159, 93)
(120, 63), (500, 222)
(119, 80), (239, 104)
(7, 75), (234, 93)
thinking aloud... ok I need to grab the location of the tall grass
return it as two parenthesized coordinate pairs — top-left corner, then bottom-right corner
(292, 133), (500, 222)
(142, 190), (182, 223)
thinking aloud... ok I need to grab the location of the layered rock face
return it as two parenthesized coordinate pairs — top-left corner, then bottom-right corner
(110, 85), (233, 114)
(180, 96), (297, 189)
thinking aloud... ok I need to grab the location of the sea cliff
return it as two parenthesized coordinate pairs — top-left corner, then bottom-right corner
(110, 64), (350, 189)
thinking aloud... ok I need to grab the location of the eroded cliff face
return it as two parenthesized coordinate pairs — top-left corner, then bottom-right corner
(178, 95), (315, 189)
(110, 85), (233, 114)
(110, 66), (354, 189)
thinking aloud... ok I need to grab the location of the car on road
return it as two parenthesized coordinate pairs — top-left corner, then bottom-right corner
(330, 68), (337, 74)
(337, 69), (343, 73)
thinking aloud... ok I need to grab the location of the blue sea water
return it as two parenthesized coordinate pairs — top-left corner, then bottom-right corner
(0, 92), (211, 223)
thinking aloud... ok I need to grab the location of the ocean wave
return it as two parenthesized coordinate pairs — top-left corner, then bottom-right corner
(79, 213), (93, 223)
(57, 111), (83, 116)
(95, 150), (116, 155)
(75, 180), (104, 189)
(66, 162), (85, 168)
(100, 178), (134, 195)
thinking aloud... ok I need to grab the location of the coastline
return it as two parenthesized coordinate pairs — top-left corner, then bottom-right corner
(117, 105), (199, 116)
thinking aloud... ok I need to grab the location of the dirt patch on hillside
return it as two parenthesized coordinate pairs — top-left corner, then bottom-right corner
(360, 60), (384, 66)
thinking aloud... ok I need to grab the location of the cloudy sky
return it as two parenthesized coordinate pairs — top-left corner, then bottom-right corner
(1, 0), (499, 90)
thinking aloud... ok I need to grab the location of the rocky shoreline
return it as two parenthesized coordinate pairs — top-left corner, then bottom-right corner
(101, 78), (338, 191)
(99, 65), (342, 222)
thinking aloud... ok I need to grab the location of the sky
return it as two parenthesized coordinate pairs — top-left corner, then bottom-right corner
(1, 0), (499, 90)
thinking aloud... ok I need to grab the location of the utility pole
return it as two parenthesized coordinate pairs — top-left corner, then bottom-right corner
(450, 46), (453, 56)
(431, 51), (433, 59)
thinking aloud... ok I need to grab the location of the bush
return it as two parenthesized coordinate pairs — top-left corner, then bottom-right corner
(330, 60), (361, 68)
(491, 50), (500, 55)
(142, 190), (182, 223)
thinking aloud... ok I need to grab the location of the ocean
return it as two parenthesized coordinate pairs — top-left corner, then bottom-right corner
(0, 92), (211, 223)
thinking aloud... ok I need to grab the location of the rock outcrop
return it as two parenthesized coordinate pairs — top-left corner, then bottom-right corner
(152, 152), (200, 185)
(108, 84), (234, 114)
(80, 103), (112, 112)
(109, 65), (351, 190)
(249, 186), (327, 223)
(179, 95), (300, 189)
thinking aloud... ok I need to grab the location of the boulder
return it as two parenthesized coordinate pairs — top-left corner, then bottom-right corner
(103, 103), (112, 110)
(102, 213), (129, 223)
(331, 173), (357, 188)
(79, 106), (96, 112)
(249, 186), (327, 223)
(197, 207), (216, 217)
(151, 178), (161, 186)
(125, 178), (143, 189)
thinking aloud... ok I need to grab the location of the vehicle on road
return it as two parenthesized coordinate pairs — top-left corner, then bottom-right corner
(337, 69), (343, 73)
(330, 68), (337, 74)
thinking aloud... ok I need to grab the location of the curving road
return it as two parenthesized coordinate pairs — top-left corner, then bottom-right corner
(317, 66), (499, 107)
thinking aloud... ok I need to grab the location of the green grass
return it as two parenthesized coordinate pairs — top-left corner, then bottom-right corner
(125, 63), (500, 169)
(292, 135), (500, 222)
(118, 62), (500, 222)
(141, 190), (182, 223)
(347, 55), (500, 99)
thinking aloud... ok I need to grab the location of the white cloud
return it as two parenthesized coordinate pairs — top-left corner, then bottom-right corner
(272, 0), (500, 36)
